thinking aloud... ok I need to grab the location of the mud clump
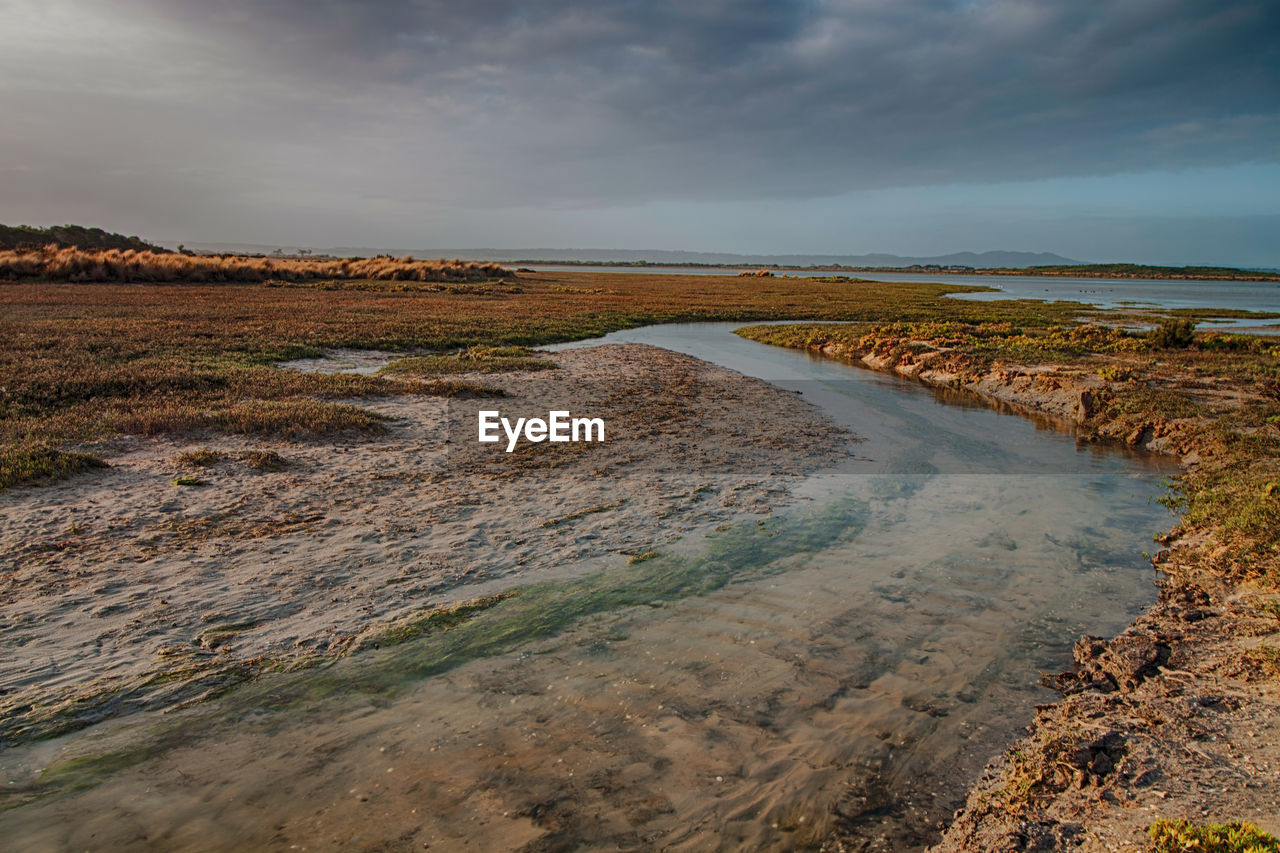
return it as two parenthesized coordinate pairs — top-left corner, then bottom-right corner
(1048, 632), (1172, 695)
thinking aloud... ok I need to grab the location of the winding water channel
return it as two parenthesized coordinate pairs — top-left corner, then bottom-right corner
(0, 324), (1178, 851)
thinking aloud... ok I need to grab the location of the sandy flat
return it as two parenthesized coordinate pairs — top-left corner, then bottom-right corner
(0, 343), (852, 742)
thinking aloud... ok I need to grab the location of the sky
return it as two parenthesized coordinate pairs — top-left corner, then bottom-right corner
(1, 0), (1278, 265)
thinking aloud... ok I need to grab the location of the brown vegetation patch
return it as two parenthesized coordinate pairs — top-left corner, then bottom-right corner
(237, 449), (289, 471)
(0, 271), (1028, 487)
(0, 443), (107, 490)
(0, 246), (514, 284)
(382, 345), (556, 376)
(172, 448), (222, 468)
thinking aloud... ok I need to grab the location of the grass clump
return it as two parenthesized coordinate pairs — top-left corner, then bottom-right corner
(419, 379), (507, 398)
(381, 345), (555, 376)
(173, 448), (221, 468)
(1246, 645), (1280, 677)
(0, 444), (107, 491)
(1098, 384), (1202, 421)
(172, 475), (207, 487)
(238, 449), (289, 471)
(1099, 365), (1137, 382)
(1182, 465), (1280, 543)
(115, 400), (389, 440)
(1148, 818), (1280, 852)
(1169, 423), (1280, 580)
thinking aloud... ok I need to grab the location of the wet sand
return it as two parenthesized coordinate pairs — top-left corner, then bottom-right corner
(1, 469), (1163, 852)
(0, 344), (849, 744)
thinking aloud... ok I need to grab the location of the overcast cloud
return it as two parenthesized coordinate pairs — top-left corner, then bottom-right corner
(1, 0), (1277, 262)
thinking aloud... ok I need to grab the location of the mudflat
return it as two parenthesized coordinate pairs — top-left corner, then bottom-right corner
(0, 344), (849, 746)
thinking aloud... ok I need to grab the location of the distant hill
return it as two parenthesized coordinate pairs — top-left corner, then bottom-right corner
(0, 224), (166, 252)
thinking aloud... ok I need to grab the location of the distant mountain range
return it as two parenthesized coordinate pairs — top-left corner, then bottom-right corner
(179, 243), (1084, 269)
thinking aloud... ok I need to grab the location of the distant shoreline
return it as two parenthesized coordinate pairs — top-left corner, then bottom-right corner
(517, 260), (1280, 282)
(6, 223), (1276, 281)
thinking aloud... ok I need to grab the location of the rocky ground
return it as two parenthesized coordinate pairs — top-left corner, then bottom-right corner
(928, 541), (1280, 852)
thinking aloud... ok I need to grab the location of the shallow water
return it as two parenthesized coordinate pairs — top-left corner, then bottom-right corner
(0, 325), (1178, 851)
(918, 273), (1280, 333)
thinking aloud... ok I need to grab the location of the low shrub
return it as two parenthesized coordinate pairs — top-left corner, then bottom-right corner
(238, 449), (289, 471)
(1149, 318), (1196, 349)
(1148, 818), (1280, 852)
(173, 448), (222, 468)
(0, 444), (107, 491)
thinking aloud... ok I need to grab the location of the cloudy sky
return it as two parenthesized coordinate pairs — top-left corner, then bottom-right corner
(2, 0), (1278, 264)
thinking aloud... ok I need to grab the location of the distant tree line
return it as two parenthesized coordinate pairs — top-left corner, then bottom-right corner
(0, 224), (166, 253)
(1011, 263), (1278, 281)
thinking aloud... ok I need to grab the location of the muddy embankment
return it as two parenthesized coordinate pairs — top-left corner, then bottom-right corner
(794, 337), (1280, 851)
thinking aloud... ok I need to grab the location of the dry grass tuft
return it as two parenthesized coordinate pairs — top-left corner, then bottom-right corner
(382, 345), (555, 376)
(173, 448), (222, 468)
(418, 380), (508, 398)
(237, 449), (289, 471)
(0, 246), (513, 284)
(0, 444), (107, 490)
(112, 400), (389, 439)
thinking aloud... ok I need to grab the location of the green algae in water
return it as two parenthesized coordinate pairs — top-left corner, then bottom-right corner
(29, 498), (869, 798)
(271, 496), (869, 705)
(868, 473), (933, 501)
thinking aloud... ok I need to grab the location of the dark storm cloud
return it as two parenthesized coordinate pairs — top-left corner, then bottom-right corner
(114, 0), (1279, 204)
(2, 0), (1278, 244)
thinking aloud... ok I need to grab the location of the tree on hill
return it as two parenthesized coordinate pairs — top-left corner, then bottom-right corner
(0, 224), (167, 252)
